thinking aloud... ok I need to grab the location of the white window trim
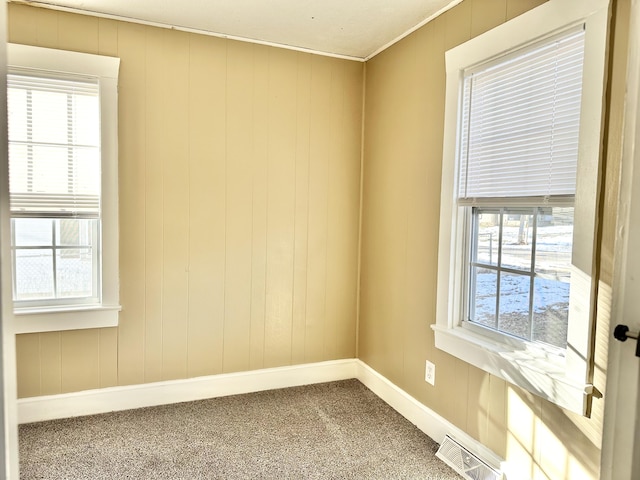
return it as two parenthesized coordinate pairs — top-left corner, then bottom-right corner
(434, 0), (609, 415)
(6, 44), (121, 333)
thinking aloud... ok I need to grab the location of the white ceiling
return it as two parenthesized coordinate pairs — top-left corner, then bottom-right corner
(18, 0), (460, 60)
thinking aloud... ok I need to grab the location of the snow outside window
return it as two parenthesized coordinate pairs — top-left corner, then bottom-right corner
(434, 0), (610, 415)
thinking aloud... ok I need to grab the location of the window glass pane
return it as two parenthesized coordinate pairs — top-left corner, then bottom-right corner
(501, 211), (533, 271)
(532, 206), (572, 348)
(497, 272), (531, 340)
(56, 248), (93, 298)
(14, 218), (52, 246)
(471, 266), (497, 328)
(532, 277), (569, 349)
(535, 207), (573, 281)
(15, 249), (54, 300)
(55, 219), (96, 247)
(475, 211), (500, 267)
(13, 219), (98, 302)
(31, 90), (68, 144)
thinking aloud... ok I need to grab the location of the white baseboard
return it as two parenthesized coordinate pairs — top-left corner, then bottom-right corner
(355, 360), (506, 474)
(18, 359), (358, 424)
(17, 357), (506, 474)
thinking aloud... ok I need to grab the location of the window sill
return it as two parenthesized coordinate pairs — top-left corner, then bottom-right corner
(431, 324), (594, 415)
(11, 304), (120, 334)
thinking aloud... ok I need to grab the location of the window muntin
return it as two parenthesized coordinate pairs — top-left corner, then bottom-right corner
(466, 206), (573, 350)
(7, 71), (102, 309)
(12, 218), (99, 304)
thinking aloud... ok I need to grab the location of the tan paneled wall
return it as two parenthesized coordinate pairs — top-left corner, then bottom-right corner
(359, 0), (627, 479)
(10, 3), (363, 396)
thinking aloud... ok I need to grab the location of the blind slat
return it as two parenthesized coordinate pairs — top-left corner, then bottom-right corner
(7, 71), (101, 218)
(458, 27), (585, 202)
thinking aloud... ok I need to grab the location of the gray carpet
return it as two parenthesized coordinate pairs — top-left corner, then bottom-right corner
(19, 379), (460, 479)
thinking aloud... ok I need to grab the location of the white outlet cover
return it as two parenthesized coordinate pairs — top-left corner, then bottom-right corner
(425, 360), (435, 385)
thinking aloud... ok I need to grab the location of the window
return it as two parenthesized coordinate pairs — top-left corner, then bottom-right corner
(434, 0), (610, 415)
(468, 206), (573, 350)
(459, 26), (584, 351)
(7, 44), (120, 333)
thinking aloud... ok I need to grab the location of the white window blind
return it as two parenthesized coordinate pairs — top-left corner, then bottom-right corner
(457, 27), (586, 204)
(8, 71), (101, 218)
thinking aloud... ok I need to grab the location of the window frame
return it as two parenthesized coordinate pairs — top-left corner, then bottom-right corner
(433, 0), (610, 415)
(6, 44), (121, 333)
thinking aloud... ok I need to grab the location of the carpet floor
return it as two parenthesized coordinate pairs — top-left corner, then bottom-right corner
(19, 379), (460, 479)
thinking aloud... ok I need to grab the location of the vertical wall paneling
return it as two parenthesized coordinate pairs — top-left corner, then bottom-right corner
(160, 30), (190, 381)
(401, 23), (437, 396)
(291, 53), (312, 365)
(361, 44), (412, 383)
(58, 11), (99, 54)
(444, 0), (472, 50)
(117, 22), (147, 386)
(335, 61), (363, 359)
(323, 59), (344, 360)
(60, 330), (100, 393)
(39, 333), (62, 395)
(263, 48), (298, 368)
(143, 26), (167, 383)
(10, 2), (362, 396)
(451, 359), (470, 431)
(487, 376), (507, 456)
(223, 40), (255, 373)
(98, 18), (118, 57)
(33, 8), (59, 47)
(470, 0), (507, 37)
(7, 6), (37, 45)
(465, 367), (490, 444)
(506, 0), (548, 20)
(15, 335), (39, 399)
(326, 60), (362, 361)
(186, 34), (227, 378)
(98, 329), (118, 388)
(249, 45), (270, 371)
(305, 55), (331, 363)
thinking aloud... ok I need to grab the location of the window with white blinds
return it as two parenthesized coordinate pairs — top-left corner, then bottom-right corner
(457, 27), (585, 204)
(7, 43), (121, 333)
(435, 0), (609, 416)
(8, 72), (101, 218)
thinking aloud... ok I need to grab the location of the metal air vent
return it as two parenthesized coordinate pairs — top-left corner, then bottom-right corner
(435, 435), (502, 480)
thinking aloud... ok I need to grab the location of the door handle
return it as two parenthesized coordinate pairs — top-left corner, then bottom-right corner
(614, 324), (640, 357)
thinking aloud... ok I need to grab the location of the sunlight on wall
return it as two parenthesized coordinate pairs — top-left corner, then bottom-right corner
(506, 386), (594, 479)
(535, 415), (568, 479)
(506, 387), (536, 477)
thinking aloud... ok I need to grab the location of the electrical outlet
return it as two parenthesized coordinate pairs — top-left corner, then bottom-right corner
(425, 360), (436, 386)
